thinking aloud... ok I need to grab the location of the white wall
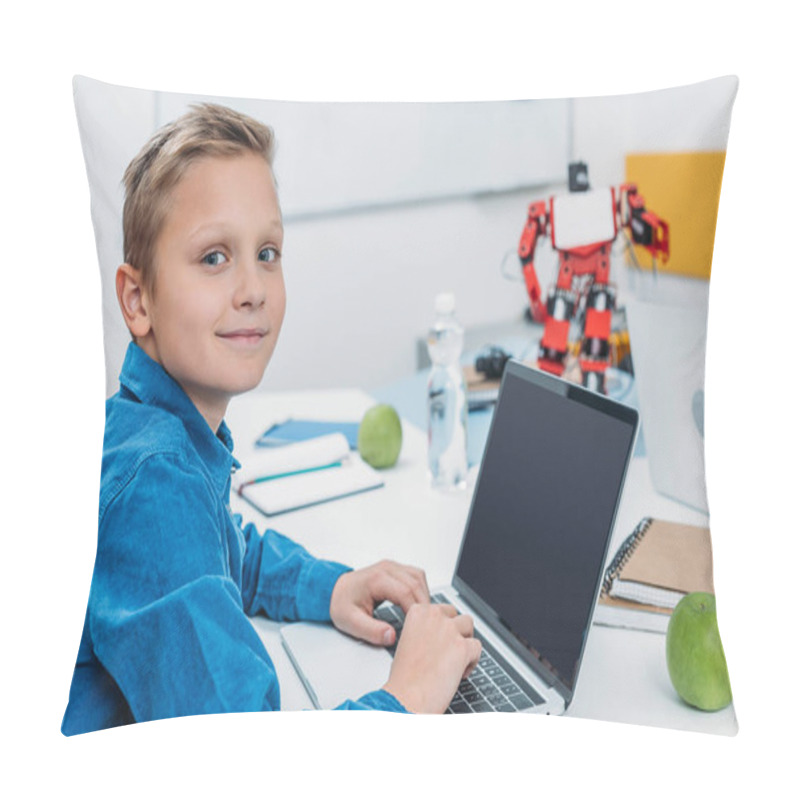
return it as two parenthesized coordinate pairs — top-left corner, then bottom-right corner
(73, 78), (156, 397)
(269, 186), (561, 392)
(571, 76), (738, 187)
(157, 94), (571, 218)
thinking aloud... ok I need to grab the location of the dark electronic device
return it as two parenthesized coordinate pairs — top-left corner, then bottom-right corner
(475, 347), (512, 380)
(568, 161), (590, 192)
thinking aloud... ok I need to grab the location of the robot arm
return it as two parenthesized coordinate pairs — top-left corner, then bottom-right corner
(517, 200), (550, 322)
(618, 184), (670, 264)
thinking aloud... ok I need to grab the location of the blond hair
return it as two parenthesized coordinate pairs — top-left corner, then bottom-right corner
(122, 102), (276, 292)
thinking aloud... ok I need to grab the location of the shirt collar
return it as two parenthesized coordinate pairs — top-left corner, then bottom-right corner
(119, 343), (241, 492)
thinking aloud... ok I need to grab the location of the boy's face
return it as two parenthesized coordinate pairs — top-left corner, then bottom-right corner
(138, 152), (285, 429)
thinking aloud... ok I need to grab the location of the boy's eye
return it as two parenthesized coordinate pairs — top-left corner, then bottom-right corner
(202, 251), (227, 267)
(259, 247), (280, 263)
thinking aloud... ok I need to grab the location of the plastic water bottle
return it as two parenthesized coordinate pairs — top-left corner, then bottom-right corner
(427, 292), (468, 489)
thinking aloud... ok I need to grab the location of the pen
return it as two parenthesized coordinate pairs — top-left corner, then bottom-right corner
(246, 460), (344, 485)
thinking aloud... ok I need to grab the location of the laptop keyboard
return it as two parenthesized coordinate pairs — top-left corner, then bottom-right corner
(373, 593), (546, 713)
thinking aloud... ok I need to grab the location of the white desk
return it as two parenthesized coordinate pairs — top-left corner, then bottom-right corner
(226, 388), (737, 735)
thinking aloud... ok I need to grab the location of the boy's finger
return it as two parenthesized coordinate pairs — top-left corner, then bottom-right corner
(381, 562), (430, 606)
(402, 565), (430, 604)
(435, 603), (458, 619)
(374, 572), (425, 612)
(453, 613), (475, 637)
(346, 611), (397, 647)
(462, 640), (483, 678)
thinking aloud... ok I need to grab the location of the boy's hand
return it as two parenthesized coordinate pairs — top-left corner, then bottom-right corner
(329, 560), (430, 646)
(382, 603), (482, 714)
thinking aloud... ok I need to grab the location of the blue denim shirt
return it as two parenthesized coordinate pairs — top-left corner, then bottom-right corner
(62, 343), (405, 735)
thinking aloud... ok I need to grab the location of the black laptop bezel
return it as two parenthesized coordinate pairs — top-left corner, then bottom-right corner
(451, 359), (639, 707)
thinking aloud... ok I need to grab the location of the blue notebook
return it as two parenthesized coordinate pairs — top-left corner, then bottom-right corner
(257, 419), (361, 450)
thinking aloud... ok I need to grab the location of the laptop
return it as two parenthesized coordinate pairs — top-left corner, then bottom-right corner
(281, 360), (639, 714)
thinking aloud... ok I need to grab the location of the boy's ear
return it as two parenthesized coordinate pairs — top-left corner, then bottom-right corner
(116, 264), (152, 339)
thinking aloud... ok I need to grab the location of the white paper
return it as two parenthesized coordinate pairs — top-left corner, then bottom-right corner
(233, 433), (351, 487)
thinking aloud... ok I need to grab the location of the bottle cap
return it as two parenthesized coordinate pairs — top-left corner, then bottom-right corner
(435, 292), (456, 315)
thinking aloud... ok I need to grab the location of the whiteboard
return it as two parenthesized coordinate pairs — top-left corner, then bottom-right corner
(156, 92), (569, 218)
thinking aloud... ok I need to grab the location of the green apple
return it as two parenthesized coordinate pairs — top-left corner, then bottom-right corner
(358, 404), (403, 469)
(666, 592), (732, 711)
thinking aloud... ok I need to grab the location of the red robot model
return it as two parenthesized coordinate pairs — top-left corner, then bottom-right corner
(517, 162), (670, 393)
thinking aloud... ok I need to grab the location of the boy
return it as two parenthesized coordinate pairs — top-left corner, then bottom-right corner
(62, 103), (480, 735)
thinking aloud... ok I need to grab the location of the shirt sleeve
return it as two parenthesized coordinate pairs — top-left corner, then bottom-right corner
(91, 452), (409, 720)
(235, 517), (410, 713)
(91, 453), (283, 722)
(236, 515), (352, 622)
(336, 690), (408, 712)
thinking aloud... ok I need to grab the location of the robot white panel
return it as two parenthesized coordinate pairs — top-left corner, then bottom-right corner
(551, 189), (617, 250)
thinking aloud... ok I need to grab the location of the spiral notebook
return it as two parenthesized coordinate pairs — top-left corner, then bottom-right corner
(594, 517), (713, 633)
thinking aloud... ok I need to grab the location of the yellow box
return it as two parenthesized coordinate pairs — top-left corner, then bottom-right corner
(625, 151), (727, 280)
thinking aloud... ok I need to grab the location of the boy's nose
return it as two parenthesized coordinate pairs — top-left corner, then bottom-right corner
(233, 259), (267, 308)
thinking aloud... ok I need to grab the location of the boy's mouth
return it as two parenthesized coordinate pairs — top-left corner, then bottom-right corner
(217, 328), (268, 347)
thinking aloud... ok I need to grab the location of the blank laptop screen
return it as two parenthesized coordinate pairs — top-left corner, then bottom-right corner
(454, 365), (636, 693)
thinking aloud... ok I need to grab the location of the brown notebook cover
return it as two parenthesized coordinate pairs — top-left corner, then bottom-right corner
(599, 518), (713, 616)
